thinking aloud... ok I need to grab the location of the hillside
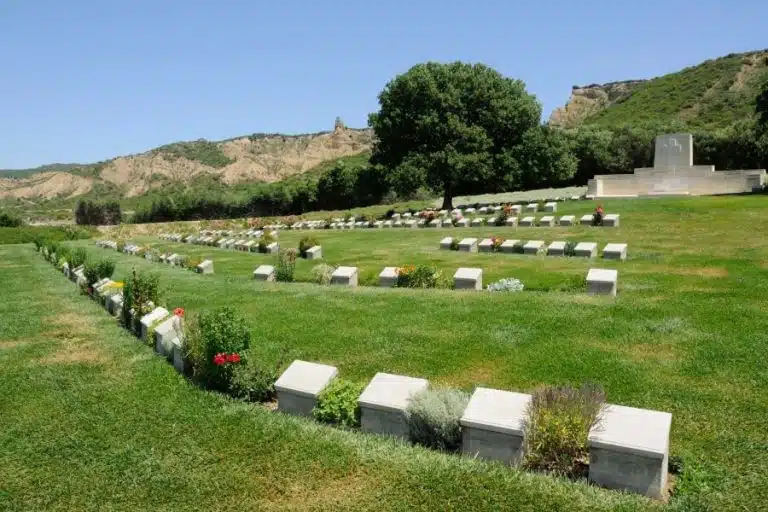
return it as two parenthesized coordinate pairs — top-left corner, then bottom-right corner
(550, 49), (768, 129)
(0, 124), (373, 200)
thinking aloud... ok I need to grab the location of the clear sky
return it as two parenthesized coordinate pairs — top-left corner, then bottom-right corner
(2, 0), (766, 169)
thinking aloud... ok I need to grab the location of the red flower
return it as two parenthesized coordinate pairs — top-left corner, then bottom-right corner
(213, 353), (226, 366)
(226, 353), (241, 363)
(174, 307), (185, 318)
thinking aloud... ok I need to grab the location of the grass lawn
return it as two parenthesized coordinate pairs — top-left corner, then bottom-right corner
(2, 194), (768, 510)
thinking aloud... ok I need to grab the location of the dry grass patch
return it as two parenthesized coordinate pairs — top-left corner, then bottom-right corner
(438, 361), (499, 388)
(0, 339), (33, 350)
(668, 266), (729, 278)
(38, 312), (108, 365)
(261, 469), (377, 511)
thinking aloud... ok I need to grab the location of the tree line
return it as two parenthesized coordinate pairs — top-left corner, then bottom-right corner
(75, 200), (122, 225)
(129, 62), (768, 222)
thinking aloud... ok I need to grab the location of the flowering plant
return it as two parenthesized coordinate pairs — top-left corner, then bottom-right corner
(491, 237), (505, 252)
(213, 352), (242, 366)
(503, 205), (513, 213)
(174, 307), (185, 318)
(487, 278), (524, 292)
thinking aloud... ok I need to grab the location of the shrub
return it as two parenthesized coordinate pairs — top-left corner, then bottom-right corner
(406, 388), (469, 452)
(275, 249), (297, 282)
(257, 232), (275, 253)
(495, 212), (508, 226)
(395, 264), (441, 289)
(68, 248), (88, 268)
(523, 383), (605, 477)
(229, 352), (284, 403)
(33, 237), (44, 252)
(83, 258), (115, 286)
(564, 241), (577, 256)
(312, 378), (364, 428)
(176, 254), (190, 269)
(449, 238), (459, 251)
(487, 278), (525, 292)
(186, 307), (251, 391)
(311, 263), (336, 285)
(0, 211), (23, 227)
(185, 256), (203, 271)
(121, 269), (161, 334)
(491, 236), (504, 252)
(298, 236), (318, 258)
(385, 208), (396, 219)
(512, 241), (525, 254)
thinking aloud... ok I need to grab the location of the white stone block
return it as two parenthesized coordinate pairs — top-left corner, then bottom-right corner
(523, 240), (545, 255)
(140, 307), (170, 341)
(458, 238), (478, 253)
(580, 214), (594, 226)
(107, 293), (124, 316)
(265, 242), (279, 254)
(603, 243), (628, 261)
(547, 241), (567, 256)
(464, 207), (476, 214)
(559, 215), (576, 226)
(402, 212), (412, 218)
(456, 218), (470, 228)
(505, 216), (518, 227)
(478, 239), (493, 253)
(331, 266), (358, 287)
(544, 202), (557, 213)
(359, 372), (429, 438)
(442, 219), (454, 227)
(154, 315), (182, 359)
(574, 242), (598, 258)
(429, 219), (441, 228)
(587, 268), (618, 296)
(379, 267), (398, 287)
(519, 216), (536, 227)
(603, 214), (620, 227)
(253, 265), (275, 281)
(454, 267), (483, 290)
(383, 220), (393, 228)
(511, 205), (522, 214)
(525, 203), (538, 212)
(306, 246), (323, 260)
(196, 260), (214, 274)
(440, 237), (454, 250)
(460, 388), (531, 464)
(500, 239), (521, 253)
(588, 404), (672, 499)
(539, 215), (556, 227)
(486, 217), (497, 226)
(478, 206), (489, 214)
(471, 218), (484, 227)
(275, 360), (338, 417)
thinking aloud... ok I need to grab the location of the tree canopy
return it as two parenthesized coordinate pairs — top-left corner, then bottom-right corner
(368, 62), (544, 209)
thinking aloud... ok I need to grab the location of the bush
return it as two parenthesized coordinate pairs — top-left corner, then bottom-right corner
(487, 278), (525, 292)
(229, 352), (284, 403)
(311, 263), (336, 285)
(449, 238), (459, 251)
(511, 241), (525, 254)
(68, 248), (88, 268)
(176, 254), (190, 269)
(523, 383), (605, 477)
(491, 236), (504, 252)
(0, 212), (23, 227)
(406, 388), (469, 452)
(395, 264), (441, 288)
(33, 237), (44, 252)
(275, 249), (297, 282)
(186, 307), (251, 391)
(312, 378), (364, 428)
(121, 269), (161, 335)
(83, 258), (116, 286)
(257, 232), (275, 253)
(564, 241), (577, 256)
(298, 236), (318, 258)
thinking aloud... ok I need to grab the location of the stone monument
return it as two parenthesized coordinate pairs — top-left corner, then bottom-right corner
(587, 133), (765, 197)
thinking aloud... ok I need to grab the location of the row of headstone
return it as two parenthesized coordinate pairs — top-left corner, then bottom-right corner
(159, 232), (280, 254)
(273, 360), (670, 499)
(95, 240), (214, 274)
(440, 238), (628, 260)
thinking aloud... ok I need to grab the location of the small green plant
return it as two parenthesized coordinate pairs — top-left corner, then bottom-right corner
(312, 378), (364, 428)
(258, 233), (275, 253)
(311, 263), (336, 285)
(68, 247), (88, 268)
(406, 388), (469, 452)
(33, 237), (44, 252)
(449, 239), (459, 251)
(564, 241), (577, 257)
(512, 241), (525, 254)
(121, 269), (161, 334)
(491, 236), (504, 252)
(298, 236), (318, 258)
(83, 258), (116, 286)
(176, 255), (190, 269)
(523, 383), (605, 477)
(395, 264), (441, 289)
(495, 212), (509, 226)
(275, 249), (296, 282)
(229, 353), (285, 403)
(186, 307), (251, 391)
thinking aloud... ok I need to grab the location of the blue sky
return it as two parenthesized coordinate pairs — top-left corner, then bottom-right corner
(2, 0), (766, 169)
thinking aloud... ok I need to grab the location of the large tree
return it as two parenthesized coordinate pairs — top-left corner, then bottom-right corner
(369, 62), (542, 209)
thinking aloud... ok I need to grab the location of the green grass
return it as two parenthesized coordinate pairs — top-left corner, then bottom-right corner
(0, 225), (94, 245)
(585, 51), (768, 130)
(3, 194), (768, 509)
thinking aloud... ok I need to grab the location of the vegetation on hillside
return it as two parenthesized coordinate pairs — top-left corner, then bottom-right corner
(151, 139), (235, 168)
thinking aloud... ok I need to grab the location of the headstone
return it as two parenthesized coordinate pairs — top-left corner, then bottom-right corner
(544, 202), (557, 213)
(440, 237), (454, 250)
(580, 214), (594, 226)
(305, 246), (323, 260)
(275, 360), (338, 417)
(107, 293), (124, 317)
(523, 240), (545, 255)
(266, 242), (279, 254)
(603, 214), (620, 227)
(478, 239), (493, 253)
(154, 315), (183, 359)
(456, 218), (470, 228)
(588, 404), (672, 499)
(253, 265), (275, 281)
(465, 207), (476, 214)
(511, 205), (522, 214)
(458, 238), (478, 253)
(574, 242), (598, 258)
(140, 307), (170, 341)
(460, 388), (531, 464)
(525, 203), (538, 212)
(586, 268), (618, 296)
(539, 216), (556, 227)
(547, 241), (567, 256)
(559, 215), (576, 226)
(486, 217), (497, 226)
(330, 266), (358, 287)
(453, 267), (483, 290)
(505, 217), (518, 227)
(471, 218), (484, 227)
(442, 218), (454, 227)
(478, 206), (489, 214)
(429, 219), (441, 228)
(359, 372), (429, 438)
(603, 243), (628, 261)
(196, 260), (214, 274)
(500, 239), (521, 253)
(654, 133), (693, 169)
(519, 216), (536, 227)
(379, 267), (398, 287)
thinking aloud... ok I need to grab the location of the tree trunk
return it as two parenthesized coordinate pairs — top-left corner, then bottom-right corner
(441, 186), (453, 210)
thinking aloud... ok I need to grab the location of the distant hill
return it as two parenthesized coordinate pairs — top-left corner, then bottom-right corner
(550, 49), (768, 129)
(0, 163), (84, 179)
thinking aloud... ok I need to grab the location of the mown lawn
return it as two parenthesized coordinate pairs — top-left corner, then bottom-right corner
(2, 194), (768, 510)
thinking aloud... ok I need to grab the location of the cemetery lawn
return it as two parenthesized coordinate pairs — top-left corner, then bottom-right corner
(2, 194), (768, 510)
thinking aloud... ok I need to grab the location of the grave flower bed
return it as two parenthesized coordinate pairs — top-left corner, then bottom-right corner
(395, 264), (442, 289)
